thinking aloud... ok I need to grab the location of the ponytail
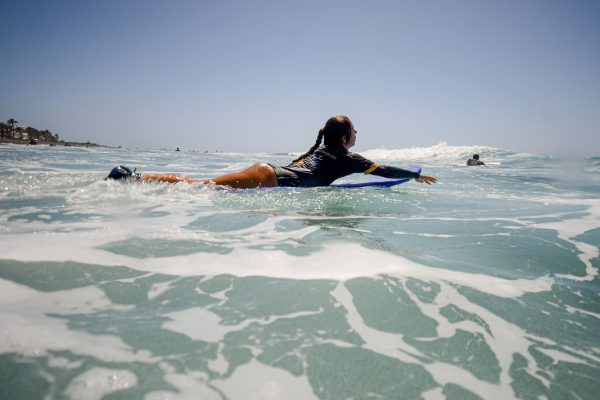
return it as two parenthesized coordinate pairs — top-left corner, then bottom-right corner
(292, 129), (324, 164)
(291, 115), (353, 165)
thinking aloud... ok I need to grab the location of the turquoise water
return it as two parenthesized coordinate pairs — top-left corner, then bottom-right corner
(0, 144), (599, 399)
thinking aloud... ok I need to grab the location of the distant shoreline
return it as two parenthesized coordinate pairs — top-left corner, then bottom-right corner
(0, 138), (106, 148)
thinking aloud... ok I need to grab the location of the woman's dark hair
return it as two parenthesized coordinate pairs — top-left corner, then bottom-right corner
(292, 115), (354, 164)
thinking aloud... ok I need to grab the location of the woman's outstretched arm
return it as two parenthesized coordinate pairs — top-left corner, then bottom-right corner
(371, 165), (438, 185)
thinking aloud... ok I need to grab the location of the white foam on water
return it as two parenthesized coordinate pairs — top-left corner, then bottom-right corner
(47, 356), (85, 370)
(196, 278), (232, 301)
(331, 278), (570, 399)
(148, 279), (177, 300)
(162, 307), (238, 343)
(386, 194), (600, 282)
(560, 345), (600, 364)
(361, 142), (498, 163)
(64, 368), (137, 400)
(330, 282), (424, 364)
(163, 306), (323, 345)
(394, 231), (457, 238)
(434, 284), (560, 390)
(212, 359), (317, 400)
(207, 343), (229, 375)
(535, 348), (591, 365)
(144, 371), (221, 400)
(564, 304), (600, 319)
(422, 387), (445, 400)
(0, 278), (155, 363)
(531, 198), (600, 281)
(331, 283), (519, 399)
(0, 224), (555, 298)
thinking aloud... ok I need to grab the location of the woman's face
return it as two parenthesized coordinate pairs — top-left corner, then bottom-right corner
(343, 122), (357, 149)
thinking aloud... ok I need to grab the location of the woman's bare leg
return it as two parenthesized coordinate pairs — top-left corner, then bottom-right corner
(140, 163), (278, 189)
(206, 163), (278, 188)
(140, 173), (199, 184)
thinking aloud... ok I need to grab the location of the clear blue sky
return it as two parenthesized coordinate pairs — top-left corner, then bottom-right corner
(1, 0), (599, 156)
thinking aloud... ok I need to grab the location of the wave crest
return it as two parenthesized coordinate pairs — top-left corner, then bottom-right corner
(361, 142), (500, 163)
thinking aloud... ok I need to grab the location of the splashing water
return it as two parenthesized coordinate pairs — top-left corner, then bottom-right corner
(0, 144), (599, 399)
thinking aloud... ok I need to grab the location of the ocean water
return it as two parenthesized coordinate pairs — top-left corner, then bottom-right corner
(0, 143), (599, 400)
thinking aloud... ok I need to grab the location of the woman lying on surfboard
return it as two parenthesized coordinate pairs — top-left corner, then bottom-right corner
(106, 115), (438, 189)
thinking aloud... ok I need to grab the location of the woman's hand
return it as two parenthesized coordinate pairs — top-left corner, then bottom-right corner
(415, 174), (437, 185)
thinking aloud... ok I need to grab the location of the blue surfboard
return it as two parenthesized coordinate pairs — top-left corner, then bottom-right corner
(331, 167), (421, 188)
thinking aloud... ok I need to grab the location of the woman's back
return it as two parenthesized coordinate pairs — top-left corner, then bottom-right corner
(272, 146), (376, 187)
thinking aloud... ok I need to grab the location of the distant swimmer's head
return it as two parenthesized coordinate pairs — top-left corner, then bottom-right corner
(292, 115), (357, 163)
(473, 154), (480, 160)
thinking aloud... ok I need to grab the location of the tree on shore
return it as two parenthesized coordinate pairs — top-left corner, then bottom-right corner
(7, 118), (18, 139)
(0, 122), (8, 138)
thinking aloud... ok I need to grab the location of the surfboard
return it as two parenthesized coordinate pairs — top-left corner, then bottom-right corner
(330, 166), (421, 188)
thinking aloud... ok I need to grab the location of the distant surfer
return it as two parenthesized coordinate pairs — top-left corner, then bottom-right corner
(467, 154), (485, 166)
(107, 116), (437, 189)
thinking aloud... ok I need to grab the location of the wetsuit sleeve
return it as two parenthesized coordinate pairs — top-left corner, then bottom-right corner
(346, 152), (379, 174)
(371, 165), (421, 179)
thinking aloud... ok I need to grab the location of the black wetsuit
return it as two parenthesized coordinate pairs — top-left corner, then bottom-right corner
(269, 145), (420, 187)
(467, 159), (485, 166)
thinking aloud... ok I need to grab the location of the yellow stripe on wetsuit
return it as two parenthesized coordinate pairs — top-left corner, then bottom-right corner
(363, 163), (379, 174)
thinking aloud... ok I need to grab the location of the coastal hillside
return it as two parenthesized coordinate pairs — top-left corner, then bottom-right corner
(0, 118), (101, 147)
